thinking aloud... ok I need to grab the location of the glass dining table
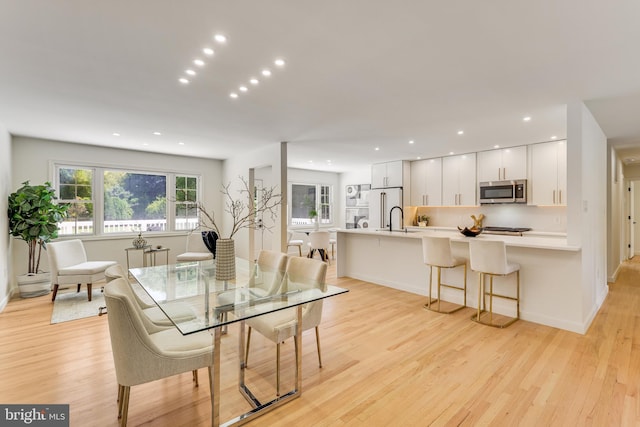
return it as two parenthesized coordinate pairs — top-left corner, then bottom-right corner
(129, 259), (348, 427)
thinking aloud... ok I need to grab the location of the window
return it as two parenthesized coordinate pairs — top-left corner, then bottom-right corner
(290, 183), (332, 226)
(175, 176), (199, 231)
(58, 167), (94, 235)
(55, 164), (200, 236)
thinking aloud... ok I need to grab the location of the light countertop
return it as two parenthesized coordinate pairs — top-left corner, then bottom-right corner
(338, 227), (580, 251)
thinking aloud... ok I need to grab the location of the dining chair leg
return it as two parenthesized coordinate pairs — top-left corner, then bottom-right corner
(87, 283), (93, 301)
(117, 385), (123, 418)
(297, 246), (302, 256)
(120, 385), (130, 426)
(77, 284), (81, 292)
(315, 326), (323, 368)
(276, 343), (281, 396)
(192, 369), (199, 387)
(245, 327), (252, 366)
(51, 284), (59, 301)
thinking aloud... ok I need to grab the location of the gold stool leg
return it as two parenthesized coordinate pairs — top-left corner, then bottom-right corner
(437, 266), (442, 312)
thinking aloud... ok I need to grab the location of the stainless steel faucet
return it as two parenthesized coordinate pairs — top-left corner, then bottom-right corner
(389, 205), (404, 232)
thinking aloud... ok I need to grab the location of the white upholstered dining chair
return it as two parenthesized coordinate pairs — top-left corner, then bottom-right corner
(104, 277), (214, 426)
(104, 264), (197, 328)
(308, 230), (330, 263)
(244, 256), (327, 396)
(287, 231), (304, 256)
(176, 230), (215, 262)
(47, 239), (116, 302)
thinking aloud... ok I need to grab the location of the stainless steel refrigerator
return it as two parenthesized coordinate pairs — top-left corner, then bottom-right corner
(369, 187), (403, 230)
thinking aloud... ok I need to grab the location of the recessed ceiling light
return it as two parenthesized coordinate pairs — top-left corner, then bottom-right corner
(449, 151), (454, 155)
(179, 78), (189, 84)
(178, 141), (185, 146)
(230, 92), (239, 98)
(112, 132), (120, 137)
(274, 58), (285, 67)
(416, 156), (421, 160)
(185, 69), (196, 76)
(308, 160), (313, 163)
(523, 116), (531, 122)
(629, 158), (636, 162)
(494, 144), (500, 149)
(551, 135), (558, 140)
(457, 130), (464, 135)
(193, 59), (205, 67)
(375, 147), (380, 151)
(153, 131), (162, 136)
(239, 86), (248, 92)
(261, 69), (272, 77)
(409, 140), (415, 144)
(143, 143), (149, 146)
(249, 78), (259, 85)
(203, 48), (214, 56)
(214, 34), (227, 43)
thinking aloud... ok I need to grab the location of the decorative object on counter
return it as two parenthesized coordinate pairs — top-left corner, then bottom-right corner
(471, 214), (485, 229)
(458, 226), (483, 237)
(215, 238), (236, 281)
(417, 215), (430, 227)
(132, 230), (147, 249)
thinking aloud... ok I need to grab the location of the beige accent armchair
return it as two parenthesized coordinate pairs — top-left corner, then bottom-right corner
(176, 230), (214, 262)
(245, 256), (327, 395)
(104, 278), (213, 426)
(47, 239), (116, 301)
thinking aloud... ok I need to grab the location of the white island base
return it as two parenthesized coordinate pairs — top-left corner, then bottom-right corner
(336, 229), (593, 334)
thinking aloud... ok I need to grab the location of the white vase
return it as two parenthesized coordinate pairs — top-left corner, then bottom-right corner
(17, 272), (51, 298)
(215, 239), (236, 281)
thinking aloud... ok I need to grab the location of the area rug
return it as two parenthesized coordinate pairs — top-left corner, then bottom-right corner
(51, 288), (107, 324)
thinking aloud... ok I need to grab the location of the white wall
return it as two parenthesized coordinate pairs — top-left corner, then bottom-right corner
(607, 146), (625, 281)
(567, 102), (608, 330)
(10, 136), (223, 292)
(222, 142), (287, 259)
(0, 124), (11, 311)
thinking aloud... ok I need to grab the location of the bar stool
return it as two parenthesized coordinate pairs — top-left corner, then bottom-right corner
(468, 239), (520, 328)
(421, 236), (467, 313)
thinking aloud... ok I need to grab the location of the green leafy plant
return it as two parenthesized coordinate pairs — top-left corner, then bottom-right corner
(8, 181), (68, 274)
(418, 215), (430, 224)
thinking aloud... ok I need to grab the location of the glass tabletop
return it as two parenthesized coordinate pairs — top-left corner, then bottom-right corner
(129, 260), (348, 335)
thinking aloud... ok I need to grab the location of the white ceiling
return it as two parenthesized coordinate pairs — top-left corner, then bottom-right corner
(1, 1), (640, 172)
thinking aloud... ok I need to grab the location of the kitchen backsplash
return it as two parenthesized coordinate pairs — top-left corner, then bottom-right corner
(413, 205), (567, 233)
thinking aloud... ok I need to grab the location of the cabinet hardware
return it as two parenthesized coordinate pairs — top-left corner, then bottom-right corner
(559, 190), (562, 204)
(553, 190), (556, 204)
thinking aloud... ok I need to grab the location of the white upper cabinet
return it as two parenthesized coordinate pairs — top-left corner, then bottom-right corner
(372, 160), (407, 188)
(410, 158), (442, 206)
(477, 146), (527, 182)
(529, 140), (567, 205)
(442, 153), (476, 206)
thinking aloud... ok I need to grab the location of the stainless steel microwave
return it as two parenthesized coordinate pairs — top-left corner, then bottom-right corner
(479, 180), (527, 204)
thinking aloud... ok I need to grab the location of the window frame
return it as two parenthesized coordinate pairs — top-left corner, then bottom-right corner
(288, 182), (334, 228)
(53, 162), (202, 237)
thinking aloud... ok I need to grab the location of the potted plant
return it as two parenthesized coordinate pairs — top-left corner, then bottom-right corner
(417, 215), (430, 227)
(8, 181), (68, 297)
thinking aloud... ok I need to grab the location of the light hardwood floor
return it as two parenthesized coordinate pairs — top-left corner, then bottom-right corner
(1, 258), (640, 426)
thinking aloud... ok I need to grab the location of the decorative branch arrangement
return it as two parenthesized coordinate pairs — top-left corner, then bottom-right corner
(197, 176), (282, 239)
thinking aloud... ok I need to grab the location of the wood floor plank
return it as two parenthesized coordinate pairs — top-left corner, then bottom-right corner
(3, 257), (640, 426)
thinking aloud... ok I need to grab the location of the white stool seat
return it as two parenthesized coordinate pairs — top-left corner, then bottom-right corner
(287, 231), (304, 256)
(421, 236), (467, 313)
(468, 239), (521, 328)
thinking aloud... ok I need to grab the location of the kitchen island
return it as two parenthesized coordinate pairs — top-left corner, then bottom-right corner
(336, 228), (588, 333)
